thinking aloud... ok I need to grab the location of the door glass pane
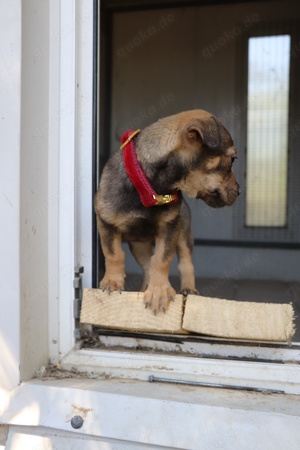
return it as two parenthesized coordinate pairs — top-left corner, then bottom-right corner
(246, 35), (290, 227)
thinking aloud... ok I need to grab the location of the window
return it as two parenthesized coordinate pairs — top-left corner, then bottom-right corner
(54, 6), (300, 399)
(78, 13), (300, 361)
(246, 35), (290, 227)
(72, 12), (296, 363)
(234, 23), (300, 245)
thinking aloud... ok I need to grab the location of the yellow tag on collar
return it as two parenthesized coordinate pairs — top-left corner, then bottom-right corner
(153, 193), (178, 206)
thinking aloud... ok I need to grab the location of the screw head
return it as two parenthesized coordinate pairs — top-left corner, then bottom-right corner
(71, 415), (84, 429)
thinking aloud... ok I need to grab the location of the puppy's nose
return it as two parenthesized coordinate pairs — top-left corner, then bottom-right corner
(237, 184), (241, 196)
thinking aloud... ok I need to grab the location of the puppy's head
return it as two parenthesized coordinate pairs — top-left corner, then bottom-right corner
(170, 110), (240, 208)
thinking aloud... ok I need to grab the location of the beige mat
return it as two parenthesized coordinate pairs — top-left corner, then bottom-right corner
(80, 289), (185, 334)
(183, 295), (295, 342)
(80, 289), (295, 342)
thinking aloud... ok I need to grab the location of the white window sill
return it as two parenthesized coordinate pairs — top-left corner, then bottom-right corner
(60, 348), (300, 395)
(2, 376), (300, 449)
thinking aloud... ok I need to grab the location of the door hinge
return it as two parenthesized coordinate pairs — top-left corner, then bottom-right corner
(73, 266), (84, 338)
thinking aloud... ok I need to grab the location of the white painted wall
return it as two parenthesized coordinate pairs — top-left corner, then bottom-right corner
(0, 0), (84, 390)
(0, 0), (22, 394)
(20, 0), (50, 381)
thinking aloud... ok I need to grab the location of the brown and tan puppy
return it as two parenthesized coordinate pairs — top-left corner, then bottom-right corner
(94, 110), (239, 314)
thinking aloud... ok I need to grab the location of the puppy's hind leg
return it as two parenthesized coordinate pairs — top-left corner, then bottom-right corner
(176, 226), (197, 295)
(129, 241), (153, 292)
(176, 200), (199, 296)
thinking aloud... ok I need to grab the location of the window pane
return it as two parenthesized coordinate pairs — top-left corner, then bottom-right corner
(246, 35), (290, 227)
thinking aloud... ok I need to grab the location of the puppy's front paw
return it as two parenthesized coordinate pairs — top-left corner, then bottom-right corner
(144, 282), (176, 314)
(99, 276), (124, 294)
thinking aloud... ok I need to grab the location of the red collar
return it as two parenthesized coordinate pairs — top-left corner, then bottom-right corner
(120, 129), (179, 207)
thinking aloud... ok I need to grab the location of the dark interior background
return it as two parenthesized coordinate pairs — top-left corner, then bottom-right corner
(96, 0), (300, 340)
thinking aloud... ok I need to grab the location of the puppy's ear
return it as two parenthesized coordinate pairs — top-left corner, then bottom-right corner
(186, 116), (233, 152)
(187, 116), (220, 149)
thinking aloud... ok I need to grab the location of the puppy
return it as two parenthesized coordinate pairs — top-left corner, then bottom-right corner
(94, 110), (239, 314)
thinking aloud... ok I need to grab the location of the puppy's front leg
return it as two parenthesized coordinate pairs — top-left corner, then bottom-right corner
(97, 217), (125, 292)
(144, 219), (180, 314)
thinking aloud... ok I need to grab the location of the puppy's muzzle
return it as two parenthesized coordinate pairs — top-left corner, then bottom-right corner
(201, 183), (240, 208)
